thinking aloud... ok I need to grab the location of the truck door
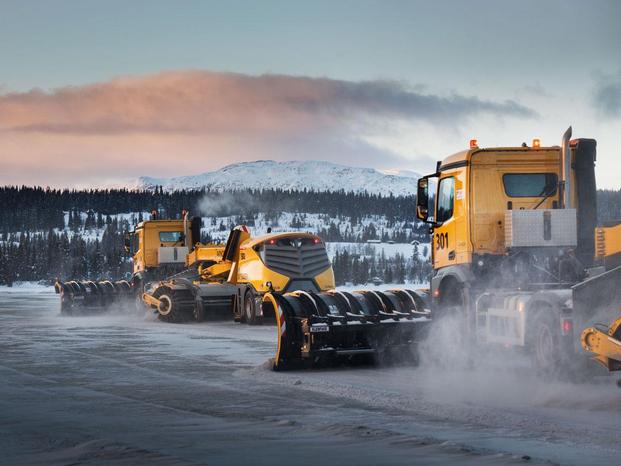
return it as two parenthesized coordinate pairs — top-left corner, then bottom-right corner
(433, 176), (456, 268)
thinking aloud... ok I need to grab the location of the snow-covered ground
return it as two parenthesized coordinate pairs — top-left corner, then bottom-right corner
(1, 290), (619, 466)
(325, 241), (430, 261)
(0, 282), (52, 293)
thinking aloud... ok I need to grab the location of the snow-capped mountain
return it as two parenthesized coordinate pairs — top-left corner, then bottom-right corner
(131, 160), (419, 196)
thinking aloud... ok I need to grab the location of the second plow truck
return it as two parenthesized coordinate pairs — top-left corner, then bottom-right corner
(415, 127), (621, 376)
(143, 225), (430, 369)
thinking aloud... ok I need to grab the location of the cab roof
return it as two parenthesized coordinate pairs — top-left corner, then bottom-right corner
(439, 146), (561, 170)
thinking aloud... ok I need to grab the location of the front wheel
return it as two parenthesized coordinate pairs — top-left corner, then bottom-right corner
(154, 288), (191, 323)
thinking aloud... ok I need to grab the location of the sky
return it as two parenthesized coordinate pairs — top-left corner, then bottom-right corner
(0, 0), (620, 188)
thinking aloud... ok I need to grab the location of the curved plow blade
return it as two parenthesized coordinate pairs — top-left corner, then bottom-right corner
(263, 289), (430, 370)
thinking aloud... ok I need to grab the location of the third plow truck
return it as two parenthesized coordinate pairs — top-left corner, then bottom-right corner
(56, 215), (430, 370)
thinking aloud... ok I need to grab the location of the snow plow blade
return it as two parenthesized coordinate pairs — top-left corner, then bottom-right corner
(263, 289), (431, 370)
(55, 279), (133, 315)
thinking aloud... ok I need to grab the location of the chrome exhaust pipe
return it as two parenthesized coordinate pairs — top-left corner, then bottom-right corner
(561, 126), (572, 208)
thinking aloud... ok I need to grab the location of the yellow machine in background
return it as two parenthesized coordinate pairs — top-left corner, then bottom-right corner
(143, 226), (336, 323)
(55, 211), (205, 314)
(415, 127), (621, 374)
(142, 224), (429, 368)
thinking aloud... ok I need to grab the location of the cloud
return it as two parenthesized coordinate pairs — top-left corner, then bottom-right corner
(593, 71), (621, 119)
(515, 83), (552, 99)
(0, 70), (536, 187)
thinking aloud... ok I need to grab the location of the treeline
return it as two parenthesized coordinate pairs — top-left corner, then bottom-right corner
(0, 219), (129, 285)
(597, 189), (621, 224)
(0, 186), (417, 234)
(332, 244), (432, 286)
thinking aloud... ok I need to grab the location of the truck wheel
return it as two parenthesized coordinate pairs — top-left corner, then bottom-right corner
(243, 290), (262, 325)
(531, 310), (562, 376)
(156, 291), (185, 323)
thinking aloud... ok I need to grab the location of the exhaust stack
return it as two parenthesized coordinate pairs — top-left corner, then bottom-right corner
(561, 126), (572, 208)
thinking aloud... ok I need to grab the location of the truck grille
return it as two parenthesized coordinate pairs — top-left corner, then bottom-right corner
(262, 240), (331, 278)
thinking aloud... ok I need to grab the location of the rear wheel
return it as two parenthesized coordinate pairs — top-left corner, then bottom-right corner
(530, 310), (563, 376)
(243, 289), (262, 325)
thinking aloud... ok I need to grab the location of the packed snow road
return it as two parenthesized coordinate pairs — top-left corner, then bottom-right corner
(0, 288), (620, 466)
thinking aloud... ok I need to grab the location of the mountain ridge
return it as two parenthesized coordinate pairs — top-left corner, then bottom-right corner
(126, 160), (419, 196)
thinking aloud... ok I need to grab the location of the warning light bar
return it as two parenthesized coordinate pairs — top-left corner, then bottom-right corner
(532, 138), (541, 148)
(469, 139), (478, 149)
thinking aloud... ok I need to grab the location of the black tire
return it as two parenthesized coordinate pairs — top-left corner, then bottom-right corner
(529, 309), (563, 377)
(243, 289), (262, 325)
(154, 288), (190, 323)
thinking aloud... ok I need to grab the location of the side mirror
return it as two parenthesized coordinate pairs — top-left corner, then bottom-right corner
(416, 178), (430, 221)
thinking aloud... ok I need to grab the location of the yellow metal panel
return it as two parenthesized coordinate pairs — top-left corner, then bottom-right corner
(187, 244), (225, 267)
(314, 266), (336, 291)
(596, 224), (621, 258)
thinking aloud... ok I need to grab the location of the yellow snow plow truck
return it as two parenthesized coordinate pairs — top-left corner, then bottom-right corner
(415, 127), (621, 375)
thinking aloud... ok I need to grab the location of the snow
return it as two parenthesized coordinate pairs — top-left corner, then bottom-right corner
(124, 160), (419, 196)
(1, 292), (620, 466)
(325, 241), (430, 261)
(0, 282), (53, 293)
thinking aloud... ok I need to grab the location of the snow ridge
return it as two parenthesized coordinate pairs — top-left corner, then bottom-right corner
(132, 160), (419, 196)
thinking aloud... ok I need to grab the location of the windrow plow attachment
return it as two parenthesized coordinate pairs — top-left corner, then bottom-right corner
(55, 280), (134, 316)
(263, 289), (431, 370)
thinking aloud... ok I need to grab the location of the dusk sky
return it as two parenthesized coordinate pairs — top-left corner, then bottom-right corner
(1, 0), (620, 188)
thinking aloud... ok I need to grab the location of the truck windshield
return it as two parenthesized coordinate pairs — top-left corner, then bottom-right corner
(159, 231), (183, 243)
(503, 173), (558, 197)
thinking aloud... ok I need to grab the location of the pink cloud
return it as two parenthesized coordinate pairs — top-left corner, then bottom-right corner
(0, 70), (534, 187)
